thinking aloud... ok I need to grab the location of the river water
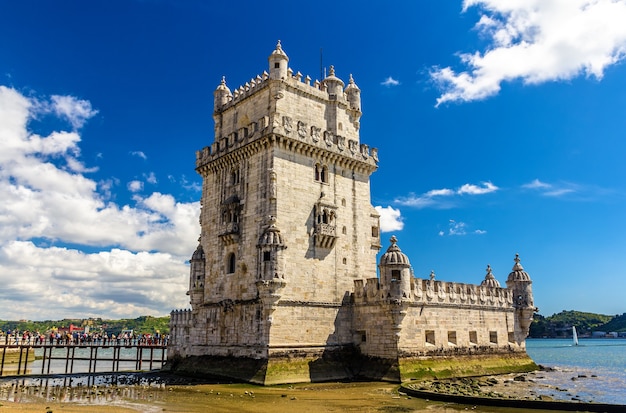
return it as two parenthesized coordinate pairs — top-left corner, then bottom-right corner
(526, 338), (626, 404)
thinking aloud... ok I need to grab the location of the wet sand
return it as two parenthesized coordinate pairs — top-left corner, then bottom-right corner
(0, 370), (606, 412)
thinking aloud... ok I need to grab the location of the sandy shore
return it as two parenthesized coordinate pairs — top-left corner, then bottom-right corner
(0, 368), (614, 412)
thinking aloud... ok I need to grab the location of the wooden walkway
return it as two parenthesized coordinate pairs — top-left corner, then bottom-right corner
(0, 343), (167, 377)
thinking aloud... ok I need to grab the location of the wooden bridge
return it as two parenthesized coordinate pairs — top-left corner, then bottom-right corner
(0, 343), (167, 377)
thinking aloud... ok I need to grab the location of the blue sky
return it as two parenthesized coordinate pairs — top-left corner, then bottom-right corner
(2, 0), (626, 320)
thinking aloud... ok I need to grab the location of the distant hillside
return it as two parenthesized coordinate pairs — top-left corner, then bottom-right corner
(0, 315), (170, 335)
(529, 310), (621, 338)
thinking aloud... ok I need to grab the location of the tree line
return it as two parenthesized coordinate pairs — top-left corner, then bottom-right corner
(529, 310), (626, 338)
(0, 315), (170, 336)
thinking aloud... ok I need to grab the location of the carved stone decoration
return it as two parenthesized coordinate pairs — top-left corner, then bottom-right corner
(324, 130), (334, 147)
(371, 147), (379, 162)
(283, 116), (293, 134)
(269, 169), (277, 199)
(336, 135), (345, 151)
(360, 144), (369, 159)
(311, 126), (321, 143)
(297, 121), (307, 139)
(348, 139), (357, 154)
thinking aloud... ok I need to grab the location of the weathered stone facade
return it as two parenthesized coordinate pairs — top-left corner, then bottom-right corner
(168, 42), (538, 384)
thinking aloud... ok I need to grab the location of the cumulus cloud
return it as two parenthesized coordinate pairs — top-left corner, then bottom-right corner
(375, 206), (404, 232)
(381, 76), (400, 86)
(0, 85), (198, 320)
(50, 95), (98, 129)
(432, 0), (626, 105)
(395, 181), (498, 208)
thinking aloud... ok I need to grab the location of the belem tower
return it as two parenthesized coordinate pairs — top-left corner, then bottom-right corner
(168, 42), (538, 384)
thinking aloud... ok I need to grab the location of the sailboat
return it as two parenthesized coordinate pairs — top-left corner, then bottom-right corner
(572, 326), (579, 346)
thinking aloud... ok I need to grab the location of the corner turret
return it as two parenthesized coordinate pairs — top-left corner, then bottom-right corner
(345, 74), (361, 112)
(323, 65), (345, 98)
(379, 236), (412, 300)
(213, 76), (232, 110)
(268, 40), (289, 80)
(188, 242), (206, 305)
(506, 254), (537, 345)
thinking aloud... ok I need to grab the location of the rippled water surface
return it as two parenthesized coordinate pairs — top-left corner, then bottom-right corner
(526, 338), (626, 404)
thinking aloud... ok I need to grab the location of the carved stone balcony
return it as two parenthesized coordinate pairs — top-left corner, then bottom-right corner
(314, 223), (337, 249)
(219, 222), (240, 245)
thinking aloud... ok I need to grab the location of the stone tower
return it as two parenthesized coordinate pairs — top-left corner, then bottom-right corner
(169, 42), (538, 385)
(169, 41), (381, 384)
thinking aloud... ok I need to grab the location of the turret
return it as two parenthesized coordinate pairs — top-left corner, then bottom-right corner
(189, 243), (206, 305)
(345, 74), (361, 112)
(268, 40), (289, 80)
(322, 65), (345, 98)
(506, 254), (537, 344)
(480, 265), (501, 288)
(379, 236), (412, 300)
(213, 76), (232, 110)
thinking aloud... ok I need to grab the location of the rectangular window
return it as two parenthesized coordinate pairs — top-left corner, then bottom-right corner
(489, 331), (498, 344)
(371, 226), (379, 237)
(263, 251), (271, 262)
(448, 331), (457, 345)
(391, 270), (401, 281)
(469, 331), (478, 345)
(508, 332), (515, 343)
(425, 330), (435, 345)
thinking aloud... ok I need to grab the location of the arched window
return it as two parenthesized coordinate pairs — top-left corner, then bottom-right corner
(314, 163), (320, 181)
(321, 166), (328, 183)
(227, 253), (236, 274)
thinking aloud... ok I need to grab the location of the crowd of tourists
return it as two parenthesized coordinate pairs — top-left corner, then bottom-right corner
(0, 330), (169, 346)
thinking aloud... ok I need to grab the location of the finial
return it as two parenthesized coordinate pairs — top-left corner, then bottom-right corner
(486, 264), (492, 275)
(430, 270), (436, 280)
(513, 253), (524, 270)
(221, 76), (226, 85)
(389, 235), (398, 245)
(276, 40), (282, 50)
(349, 74), (355, 84)
(329, 65), (335, 76)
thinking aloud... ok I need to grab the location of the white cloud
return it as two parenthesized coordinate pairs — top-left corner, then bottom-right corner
(432, 0), (626, 105)
(443, 219), (486, 236)
(381, 76), (400, 87)
(522, 178), (578, 197)
(130, 151), (148, 160)
(50, 95), (98, 129)
(457, 181), (498, 195)
(375, 205), (404, 232)
(145, 172), (158, 184)
(128, 180), (144, 192)
(0, 85), (199, 320)
(395, 181), (498, 208)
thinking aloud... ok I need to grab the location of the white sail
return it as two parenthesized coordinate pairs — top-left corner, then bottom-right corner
(573, 326), (579, 346)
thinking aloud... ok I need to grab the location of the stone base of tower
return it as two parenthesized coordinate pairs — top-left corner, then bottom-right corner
(165, 347), (536, 385)
(165, 346), (358, 385)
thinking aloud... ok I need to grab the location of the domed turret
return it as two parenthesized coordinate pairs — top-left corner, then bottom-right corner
(379, 236), (412, 299)
(506, 253), (536, 345)
(214, 76), (232, 109)
(189, 243), (206, 305)
(257, 216), (287, 281)
(345, 74), (361, 112)
(507, 253), (531, 283)
(380, 235), (410, 266)
(323, 65), (345, 98)
(481, 265), (501, 288)
(268, 40), (289, 80)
